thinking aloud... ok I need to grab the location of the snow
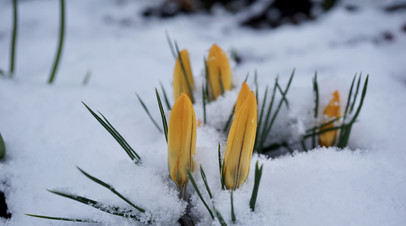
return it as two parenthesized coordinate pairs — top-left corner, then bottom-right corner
(1, 0), (406, 225)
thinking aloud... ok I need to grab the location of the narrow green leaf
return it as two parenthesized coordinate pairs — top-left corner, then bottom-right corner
(262, 70), (294, 149)
(82, 102), (141, 163)
(218, 143), (223, 182)
(313, 72), (319, 118)
(254, 86), (268, 152)
(200, 165), (212, 199)
(99, 113), (140, 161)
(77, 167), (145, 213)
(231, 191), (236, 223)
(98, 112), (140, 161)
(0, 68), (5, 76)
(136, 93), (163, 133)
(48, 0), (65, 84)
(249, 161), (263, 211)
(337, 75), (369, 148)
(48, 190), (141, 220)
(25, 214), (98, 223)
(219, 69), (225, 95)
(349, 75), (368, 125)
(223, 106), (234, 132)
(159, 82), (171, 110)
(155, 89), (168, 142)
(165, 30), (176, 59)
(276, 83), (289, 109)
(349, 74), (362, 114)
(312, 72), (319, 149)
(343, 75), (357, 119)
(204, 57), (210, 101)
(82, 70), (91, 86)
(202, 83), (207, 125)
(338, 74), (357, 144)
(304, 126), (341, 138)
(306, 116), (341, 133)
(213, 207), (228, 226)
(254, 70), (258, 103)
(244, 73), (249, 83)
(186, 169), (214, 219)
(221, 158), (226, 190)
(9, 0), (18, 78)
(175, 41), (194, 103)
(218, 143), (226, 190)
(0, 133), (5, 160)
(257, 79), (278, 152)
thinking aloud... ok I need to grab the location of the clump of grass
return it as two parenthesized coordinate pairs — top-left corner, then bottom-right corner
(303, 73), (369, 149)
(263, 73), (369, 154)
(254, 69), (294, 154)
(27, 167), (150, 224)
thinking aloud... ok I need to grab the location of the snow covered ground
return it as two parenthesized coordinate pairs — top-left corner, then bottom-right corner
(0, 0), (406, 225)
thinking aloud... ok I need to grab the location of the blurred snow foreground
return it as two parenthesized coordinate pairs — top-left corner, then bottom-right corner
(1, 0), (406, 225)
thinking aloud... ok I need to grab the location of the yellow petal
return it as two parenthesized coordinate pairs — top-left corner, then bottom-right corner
(206, 44), (232, 100)
(224, 91), (257, 190)
(168, 93), (197, 190)
(173, 49), (194, 101)
(319, 90), (341, 147)
(234, 82), (250, 114)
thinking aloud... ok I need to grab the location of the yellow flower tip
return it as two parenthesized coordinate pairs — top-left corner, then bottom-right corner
(234, 82), (250, 114)
(209, 44), (222, 56)
(168, 93), (197, 192)
(324, 90), (340, 117)
(197, 119), (202, 127)
(224, 91), (257, 190)
(173, 49), (194, 101)
(207, 44), (232, 100)
(319, 90), (341, 147)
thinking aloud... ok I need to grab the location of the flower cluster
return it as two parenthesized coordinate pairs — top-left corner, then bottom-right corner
(168, 43), (258, 195)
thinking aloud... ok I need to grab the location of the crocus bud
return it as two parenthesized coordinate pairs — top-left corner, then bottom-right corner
(168, 93), (197, 198)
(319, 90), (340, 147)
(206, 44), (232, 100)
(234, 82), (250, 114)
(173, 49), (194, 101)
(224, 91), (257, 190)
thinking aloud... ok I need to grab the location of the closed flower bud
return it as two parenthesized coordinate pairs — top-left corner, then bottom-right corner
(206, 44), (232, 100)
(319, 90), (340, 147)
(173, 49), (194, 101)
(224, 91), (257, 190)
(168, 93), (197, 198)
(234, 82), (250, 114)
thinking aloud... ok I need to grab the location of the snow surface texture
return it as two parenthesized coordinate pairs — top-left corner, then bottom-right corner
(1, 0), (406, 225)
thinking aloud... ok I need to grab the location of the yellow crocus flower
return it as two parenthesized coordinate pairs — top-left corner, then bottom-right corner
(234, 82), (250, 114)
(168, 93), (197, 198)
(223, 91), (257, 190)
(206, 44), (232, 100)
(173, 49), (195, 102)
(319, 90), (340, 147)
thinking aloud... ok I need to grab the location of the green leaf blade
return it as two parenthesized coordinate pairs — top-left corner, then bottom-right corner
(76, 167), (145, 213)
(155, 89), (168, 142)
(136, 94), (163, 133)
(186, 169), (214, 219)
(0, 133), (5, 160)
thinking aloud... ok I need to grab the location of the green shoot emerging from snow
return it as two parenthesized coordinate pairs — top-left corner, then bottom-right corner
(82, 102), (142, 164)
